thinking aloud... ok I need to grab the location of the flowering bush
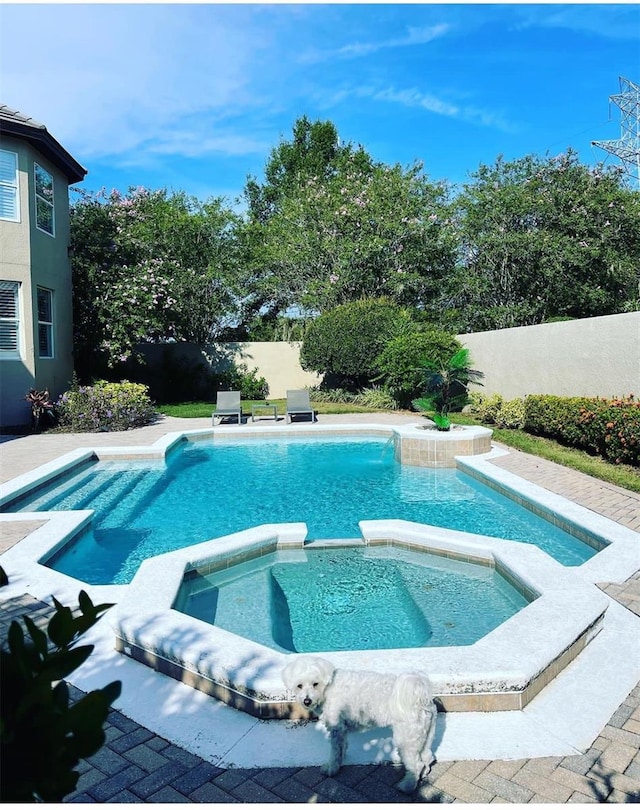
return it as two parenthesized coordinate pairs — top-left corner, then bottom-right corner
(56, 381), (157, 432)
(524, 394), (639, 466)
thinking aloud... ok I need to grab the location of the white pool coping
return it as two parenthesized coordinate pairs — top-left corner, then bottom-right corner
(0, 423), (638, 767)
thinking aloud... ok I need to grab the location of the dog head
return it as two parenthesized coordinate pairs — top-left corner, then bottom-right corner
(282, 655), (335, 712)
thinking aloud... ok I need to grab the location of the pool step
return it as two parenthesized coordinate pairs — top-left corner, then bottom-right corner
(305, 538), (366, 548)
(98, 469), (167, 529)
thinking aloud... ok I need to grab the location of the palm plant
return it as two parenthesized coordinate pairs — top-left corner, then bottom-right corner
(412, 348), (484, 431)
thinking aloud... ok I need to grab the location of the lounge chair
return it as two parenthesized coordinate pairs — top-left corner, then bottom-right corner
(285, 389), (315, 424)
(212, 391), (242, 425)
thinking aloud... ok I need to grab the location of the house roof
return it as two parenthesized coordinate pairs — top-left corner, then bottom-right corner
(0, 104), (87, 184)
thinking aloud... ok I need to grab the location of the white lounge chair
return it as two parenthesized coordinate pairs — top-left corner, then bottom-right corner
(285, 389), (315, 424)
(212, 391), (242, 425)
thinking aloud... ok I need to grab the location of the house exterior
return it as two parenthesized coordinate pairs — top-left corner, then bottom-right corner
(0, 104), (87, 429)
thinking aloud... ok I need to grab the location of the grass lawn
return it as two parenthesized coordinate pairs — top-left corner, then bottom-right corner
(158, 399), (389, 418)
(158, 400), (640, 495)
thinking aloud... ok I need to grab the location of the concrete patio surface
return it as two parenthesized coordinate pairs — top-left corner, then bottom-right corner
(1, 413), (639, 803)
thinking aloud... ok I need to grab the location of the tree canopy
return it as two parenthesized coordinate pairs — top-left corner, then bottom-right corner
(440, 150), (640, 332)
(70, 187), (240, 376)
(69, 117), (640, 381)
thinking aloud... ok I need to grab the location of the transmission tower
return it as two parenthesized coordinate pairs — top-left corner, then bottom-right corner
(592, 76), (640, 186)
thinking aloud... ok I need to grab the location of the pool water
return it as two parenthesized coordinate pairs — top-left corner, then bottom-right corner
(6, 435), (596, 585)
(176, 546), (531, 652)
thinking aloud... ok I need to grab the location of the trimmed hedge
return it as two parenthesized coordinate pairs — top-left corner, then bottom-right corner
(494, 397), (526, 429)
(523, 394), (639, 466)
(300, 298), (413, 388)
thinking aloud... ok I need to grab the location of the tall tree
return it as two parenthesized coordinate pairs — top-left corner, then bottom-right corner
(255, 159), (456, 314)
(443, 150), (640, 332)
(70, 188), (241, 377)
(239, 116), (378, 324)
(240, 116), (456, 320)
(244, 115), (374, 224)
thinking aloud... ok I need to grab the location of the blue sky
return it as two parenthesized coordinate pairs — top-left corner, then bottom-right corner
(1, 3), (638, 207)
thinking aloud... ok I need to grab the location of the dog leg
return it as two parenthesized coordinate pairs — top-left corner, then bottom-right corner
(420, 703), (438, 776)
(395, 747), (423, 794)
(321, 725), (347, 776)
(394, 703), (438, 793)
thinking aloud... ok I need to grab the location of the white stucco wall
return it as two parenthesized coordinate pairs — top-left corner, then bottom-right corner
(137, 341), (322, 400)
(458, 312), (639, 400)
(138, 314), (638, 403)
(230, 341), (322, 398)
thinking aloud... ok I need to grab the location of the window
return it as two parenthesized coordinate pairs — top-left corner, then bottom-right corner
(37, 287), (53, 358)
(0, 281), (21, 358)
(35, 163), (54, 236)
(0, 149), (19, 222)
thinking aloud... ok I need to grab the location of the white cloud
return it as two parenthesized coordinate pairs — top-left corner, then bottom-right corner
(300, 23), (450, 63)
(0, 5), (271, 161)
(354, 85), (516, 133)
(513, 5), (640, 40)
(144, 128), (271, 159)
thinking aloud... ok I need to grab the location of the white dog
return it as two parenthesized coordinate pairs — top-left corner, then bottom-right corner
(282, 655), (437, 793)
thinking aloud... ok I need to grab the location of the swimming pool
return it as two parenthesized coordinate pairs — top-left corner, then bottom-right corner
(175, 544), (531, 652)
(5, 434), (597, 584)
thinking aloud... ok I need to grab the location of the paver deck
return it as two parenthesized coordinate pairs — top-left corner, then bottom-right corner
(1, 414), (639, 802)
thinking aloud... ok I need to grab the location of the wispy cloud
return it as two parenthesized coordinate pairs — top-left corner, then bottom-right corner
(0, 4), (274, 162)
(354, 85), (517, 133)
(300, 24), (450, 63)
(512, 5), (639, 40)
(144, 129), (271, 160)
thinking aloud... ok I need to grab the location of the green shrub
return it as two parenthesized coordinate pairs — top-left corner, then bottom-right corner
(576, 396), (640, 466)
(1, 590), (121, 802)
(300, 298), (413, 389)
(524, 394), (639, 466)
(355, 386), (399, 411)
(374, 329), (461, 408)
(495, 397), (526, 429)
(56, 380), (157, 432)
(472, 393), (504, 424)
(233, 364), (269, 400)
(307, 386), (354, 404)
(524, 395), (593, 440)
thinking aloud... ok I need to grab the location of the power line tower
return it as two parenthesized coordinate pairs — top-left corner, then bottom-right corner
(592, 76), (640, 186)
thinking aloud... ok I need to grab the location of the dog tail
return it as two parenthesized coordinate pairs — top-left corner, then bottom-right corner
(388, 673), (434, 724)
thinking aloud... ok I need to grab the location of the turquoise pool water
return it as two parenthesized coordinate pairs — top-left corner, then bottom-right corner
(6, 435), (597, 584)
(176, 546), (530, 652)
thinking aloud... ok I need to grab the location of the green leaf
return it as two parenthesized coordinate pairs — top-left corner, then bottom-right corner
(51, 679), (70, 712)
(7, 621), (25, 657)
(47, 603), (76, 648)
(38, 645), (93, 682)
(24, 615), (49, 657)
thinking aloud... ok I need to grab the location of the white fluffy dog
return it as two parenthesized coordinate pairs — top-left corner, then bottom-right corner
(282, 655), (437, 793)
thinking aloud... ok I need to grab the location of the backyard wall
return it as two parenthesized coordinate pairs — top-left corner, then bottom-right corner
(137, 341), (321, 399)
(458, 312), (639, 400)
(136, 312), (638, 402)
